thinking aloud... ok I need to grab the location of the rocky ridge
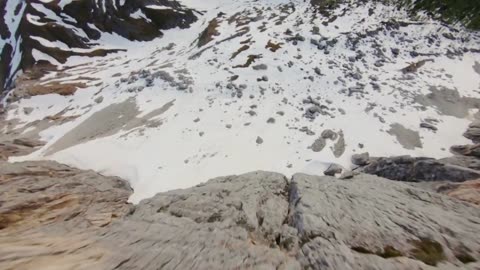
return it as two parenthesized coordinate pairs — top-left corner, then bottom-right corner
(0, 0), (197, 94)
(0, 162), (479, 269)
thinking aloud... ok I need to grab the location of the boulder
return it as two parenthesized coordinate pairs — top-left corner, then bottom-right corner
(310, 137), (326, 152)
(351, 152), (370, 166)
(464, 126), (480, 143)
(288, 173), (480, 268)
(323, 163), (343, 176)
(360, 155), (480, 182)
(450, 144), (480, 157)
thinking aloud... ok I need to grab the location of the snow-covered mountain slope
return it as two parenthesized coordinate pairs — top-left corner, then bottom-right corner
(2, 0), (480, 202)
(0, 0), (197, 94)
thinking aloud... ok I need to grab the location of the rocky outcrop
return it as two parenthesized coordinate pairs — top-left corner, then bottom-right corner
(355, 121), (480, 184)
(436, 180), (480, 206)
(1, 167), (479, 269)
(0, 161), (133, 230)
(358, 155), (480, 182)
(0, 0), (197, 94)
(0, 160), (133, 270)
(0, 138), (45, 160)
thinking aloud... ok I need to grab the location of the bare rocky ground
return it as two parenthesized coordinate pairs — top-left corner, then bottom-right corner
(0, 109), (479, 269)
(0, 161), (479, 269)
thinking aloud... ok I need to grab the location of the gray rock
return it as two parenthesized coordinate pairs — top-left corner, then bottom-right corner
(321, 129), (337, 140)
(450, 144), (480, 157)
(333, 131), (345, 158)
(464, 126), (480, 143)
(252, 64), (268, 70)
(310, 137), (326, 152)
(256, 136), (264, 144)
(420, 122), (437, 131)
(94, 96), (104, 104)
(323, 163), (343, 176)
(267, 117), (275, 124)
(23, 107), (34, 115)
(12, 138), (45, 148)
(339, 170), (354, 179)
(361, 155), (480, 182)
(440, 155), (480, 171)
(351, 152), (370, 166)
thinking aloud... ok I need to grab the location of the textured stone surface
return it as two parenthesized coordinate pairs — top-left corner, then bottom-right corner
(360, 155), (480, 182)
(1, 167), (480, 269)
(0, 160), (133, 270)
(289, 173), (480, 269)
(436, 179), (480, 206)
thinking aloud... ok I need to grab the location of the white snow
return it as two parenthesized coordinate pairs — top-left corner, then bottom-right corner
(6, 0), (480, 203)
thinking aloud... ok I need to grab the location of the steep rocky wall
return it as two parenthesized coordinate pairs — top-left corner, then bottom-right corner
(0, 0), (197, 95)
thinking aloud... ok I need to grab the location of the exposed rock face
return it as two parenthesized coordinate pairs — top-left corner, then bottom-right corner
(451, 144), (480, 157)
(359, 156), (480, 182)
(289, 173), (480, 268)
(0, 0), (197, 94)
(0, 161), (133, 231)
(437, 180), (480, 206)
(352, 152), (370, 166)
(0, 160), (133, 270)
(0, 138), (45, 160)
(1, 168), (480, 269)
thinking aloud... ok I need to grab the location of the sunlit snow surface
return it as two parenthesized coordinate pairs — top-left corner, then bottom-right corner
(5, 0), (480, 202)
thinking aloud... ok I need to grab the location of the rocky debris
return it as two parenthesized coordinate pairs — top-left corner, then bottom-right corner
(23, 107), (34, 115)
(338, 169), (355, 179)
(388, 123), (422, 150)
(94, 96), (104, 104)
(0, 160), (133, 269)
(420, 122), (438, 131)
(252, 64), (268, 70)
(286, 33), (306, 44)
(351, 152), (370, 166)
(289, 173), (480, 268)
(2, 165), (480, 269)
(321, 129), (337, 140)
(323, 163), (343, 176)
(391, 47), (400, 56)
(1, 0), (197, 94)
(299, 126), (315, 136)
(12, 138), (45, 148)
(0, 138), (45, 161)
(310, 137), (326, 152)
(359, 155), (480, 182)
(437, 180), (480, 205)
(440, 155), (480, 171)
(401, 59), (434, 73)
(464, 121), (480, 142)
(332, 130), (345, 158)
(451, 144), (480, 157)
(0, 161), (132, 231)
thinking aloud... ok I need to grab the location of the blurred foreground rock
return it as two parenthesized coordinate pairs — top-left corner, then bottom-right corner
(1, 163), (479, 269)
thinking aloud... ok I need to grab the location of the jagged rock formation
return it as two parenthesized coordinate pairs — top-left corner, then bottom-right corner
(0, 0), (197, 94)
(1, 165), (479, 269)
(355, 121), (480, 186)
(359, 155), (480, 182)
(0, 160), (133, 269)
